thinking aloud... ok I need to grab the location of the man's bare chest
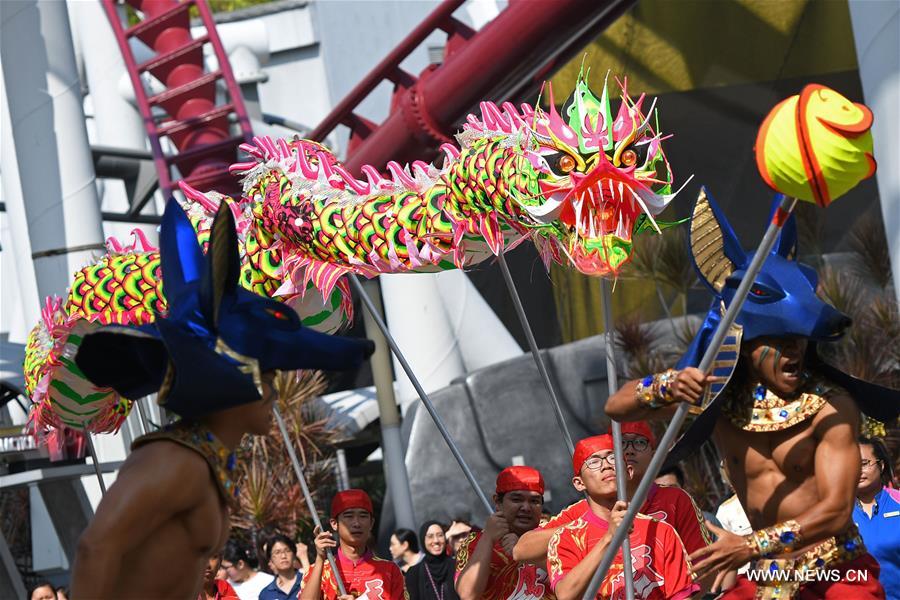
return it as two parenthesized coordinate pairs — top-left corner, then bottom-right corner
(715, 418), (817, 482)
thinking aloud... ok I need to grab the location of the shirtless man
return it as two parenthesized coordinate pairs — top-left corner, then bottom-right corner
(606, 337), (884, 597)
(71, 373), (276, 599)
(68, 200), (372, 599)
(604, 191), (898, 598)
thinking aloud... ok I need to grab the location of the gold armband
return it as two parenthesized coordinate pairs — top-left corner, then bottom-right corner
(745, 519), (802, 558)
(635, 369), (678, 409)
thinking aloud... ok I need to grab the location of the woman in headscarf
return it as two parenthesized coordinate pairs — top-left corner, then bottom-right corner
(404, 521), (460, 600)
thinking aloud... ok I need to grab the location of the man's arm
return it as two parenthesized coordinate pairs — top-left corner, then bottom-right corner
(455, 514), (507, 600)
(511, 527), (559, 563)
(70, 443), (209, 599)
(799, 394), (860, 541)
(552, 502), (626, 600)
(605, 368), (715, 421)
(300, 529), (336, 600)
(300, 556), (326, 600)
(691, 394), (861, 579)
(552, 534), (613, 600)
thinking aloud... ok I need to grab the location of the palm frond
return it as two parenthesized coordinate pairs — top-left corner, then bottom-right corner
(230, 369), (336, 539)
(614, 315), (668, 378)
(848, 213), (893, 289)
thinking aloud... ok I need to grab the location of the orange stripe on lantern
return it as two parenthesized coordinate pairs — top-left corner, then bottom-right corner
(796, 85), (830, 208)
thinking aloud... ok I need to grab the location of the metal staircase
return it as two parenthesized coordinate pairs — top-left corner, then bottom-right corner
(101, 0), (253, 198)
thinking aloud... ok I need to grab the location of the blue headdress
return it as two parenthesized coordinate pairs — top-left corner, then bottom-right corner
(74, 199), (374, 418)
(666, 188), (899, 461)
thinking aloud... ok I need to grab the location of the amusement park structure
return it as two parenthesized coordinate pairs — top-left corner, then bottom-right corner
(1, 0), (897, 595)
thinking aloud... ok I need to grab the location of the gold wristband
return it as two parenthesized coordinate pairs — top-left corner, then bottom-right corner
(635, 369), (678, 409)
(745, 519), (802, 558)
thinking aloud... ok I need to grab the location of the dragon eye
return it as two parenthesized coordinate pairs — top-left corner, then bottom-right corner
(750, 285), (769, 298)
(620, 149), (638, 167)
(558, 154), (577, 173)
(266, 307), (290, 320)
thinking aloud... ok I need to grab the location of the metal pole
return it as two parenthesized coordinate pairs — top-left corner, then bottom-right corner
(583, 195), (798, 598)
(359, 278), (417, 530)
(85, 434), (106, 495)
(335, 448), (351, 491)
(349, 275), (494, 514)
(497, 254), (576, 456)
(273, 406), (348, 596)
(134, 397), (151, 435)
(600, 279), (635, 600)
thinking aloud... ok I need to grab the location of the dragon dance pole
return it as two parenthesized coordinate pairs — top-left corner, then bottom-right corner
(583, 195), (798, 599)
(497, 254), (576, 456)
(134, 397), (151, 435)
(85, 433), (107, 495)
(273, 405), (349, 596)
(600, 278), (635, 600)
(349, 274), (495, 515)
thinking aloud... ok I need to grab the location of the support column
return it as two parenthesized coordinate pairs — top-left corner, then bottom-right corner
(0, 67), (40, 343)
(360, 278), (416, 530)
(849, 1), (900, 306)
(1, 0), (105, 299)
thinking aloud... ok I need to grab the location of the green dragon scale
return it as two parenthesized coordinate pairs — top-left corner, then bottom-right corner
(25, 74), (688, 434)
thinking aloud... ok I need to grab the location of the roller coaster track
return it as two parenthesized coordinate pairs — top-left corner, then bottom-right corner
(101, 0), (253, 199)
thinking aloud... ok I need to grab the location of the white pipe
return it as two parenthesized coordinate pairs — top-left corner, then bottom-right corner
(1, 0), (105, 299)
(72, 0), (155, 225)
(0, 69), (41, 342)
(849, 1), (900, 307)
(380, 271), (523, 411)
(432, 270), (523, 372)
(380, 274), (468, 410)
(71, 2), (145, 151)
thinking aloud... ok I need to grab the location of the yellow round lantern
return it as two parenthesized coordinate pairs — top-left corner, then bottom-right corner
(755, 84), (876, 207)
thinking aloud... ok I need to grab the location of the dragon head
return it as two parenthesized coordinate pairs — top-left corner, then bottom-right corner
(515, 74), (682, 276)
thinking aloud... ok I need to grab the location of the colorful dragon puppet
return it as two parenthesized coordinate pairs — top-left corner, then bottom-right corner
(25, 73), (688, 434)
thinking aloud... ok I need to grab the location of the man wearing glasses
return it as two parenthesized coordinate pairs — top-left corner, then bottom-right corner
(547, 434), (698, 599)
(260, 534), (311, 600)
(513, 422), (710, 565)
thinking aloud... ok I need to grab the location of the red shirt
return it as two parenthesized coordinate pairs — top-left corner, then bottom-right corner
(302, 549), (408, 600)
(198, 579), (239, 600)
(454, 531), (555, 600)
(547, 510), (698, 600)
(542, 484), (711, 554)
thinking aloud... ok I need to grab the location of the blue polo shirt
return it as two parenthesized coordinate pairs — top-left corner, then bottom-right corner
(258, 570), (303, 600)
(853, 487), (900, 599)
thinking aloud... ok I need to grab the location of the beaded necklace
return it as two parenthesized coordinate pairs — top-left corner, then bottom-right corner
(424, 564), (444, 600)
(721, 371), (837, 432)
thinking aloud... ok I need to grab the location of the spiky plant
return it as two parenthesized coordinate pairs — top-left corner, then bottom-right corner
(621, 226), (697, 325)
(615, 315), (668, 377)
(815, 212), (899, 463)
(848, 213), (893, 289)
(230, 370), (338, 547)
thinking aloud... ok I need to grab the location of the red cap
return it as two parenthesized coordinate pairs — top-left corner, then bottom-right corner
(618, 421), (657, 448)
(573, 434), (614, 475)
(496, 466), (545, 495)
(330, 489), (373, 519)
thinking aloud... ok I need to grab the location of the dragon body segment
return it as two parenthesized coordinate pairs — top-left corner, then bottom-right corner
(25, 75), (685, 434)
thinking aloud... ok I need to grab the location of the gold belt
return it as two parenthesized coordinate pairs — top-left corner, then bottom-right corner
(748, 523), (867, 599)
